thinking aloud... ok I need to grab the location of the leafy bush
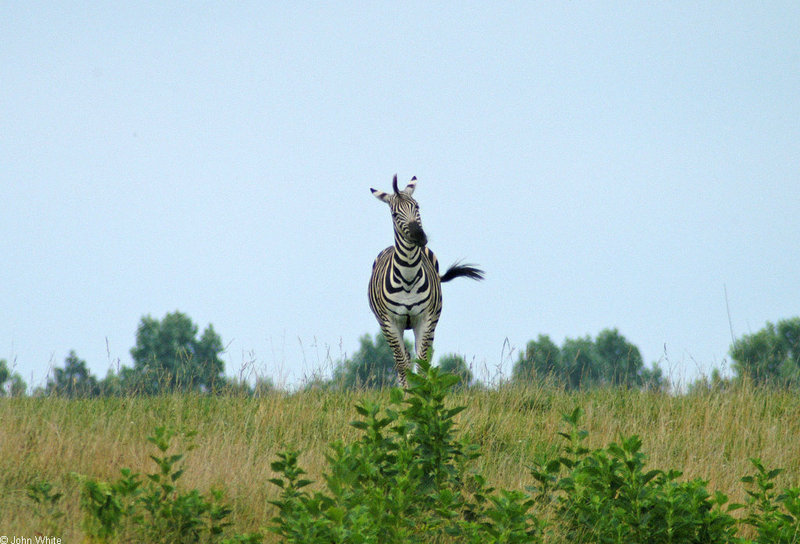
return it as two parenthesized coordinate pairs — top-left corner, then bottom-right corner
(733, 458), (800, 543)
(27, 479), (65, 535)
(73, 426), (260, 543)
(530, 408), (738, 543)
(269, 357), (544, 543)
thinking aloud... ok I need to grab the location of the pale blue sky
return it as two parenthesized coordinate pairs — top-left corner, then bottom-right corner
(2, 3), (798, 389)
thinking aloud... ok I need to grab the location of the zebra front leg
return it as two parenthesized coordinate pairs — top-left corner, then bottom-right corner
(380, 322), (412, 388)
(413, 318), (436, 366)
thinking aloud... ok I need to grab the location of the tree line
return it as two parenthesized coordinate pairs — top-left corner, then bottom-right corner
(511, 328), (667, 390)
(1, 312), (799, 397)
(0, 311), (261, 398)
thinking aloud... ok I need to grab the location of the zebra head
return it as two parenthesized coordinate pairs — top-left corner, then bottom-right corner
(371, 175), (428, 247)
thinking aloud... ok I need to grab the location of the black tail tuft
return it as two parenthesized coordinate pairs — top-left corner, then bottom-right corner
(440, 261), (485, 283)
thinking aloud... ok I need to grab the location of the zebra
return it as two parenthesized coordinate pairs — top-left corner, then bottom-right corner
(368, 174), (484, 388)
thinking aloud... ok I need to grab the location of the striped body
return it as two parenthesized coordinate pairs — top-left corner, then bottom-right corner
(368, 175), (484, 387)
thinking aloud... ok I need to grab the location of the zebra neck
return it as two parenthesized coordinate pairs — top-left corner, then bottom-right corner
(393, 233), (423, 284)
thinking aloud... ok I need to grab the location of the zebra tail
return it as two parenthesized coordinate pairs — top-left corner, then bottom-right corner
(440, 261), (485, 283)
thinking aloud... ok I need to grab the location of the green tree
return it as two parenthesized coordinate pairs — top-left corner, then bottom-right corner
(46, 351), (99, 397)
(97, 368), (125, 396)
(253, 376), (276, 396)
(731, 317), (800, 386)
(639, 362), (669, 392)
(595, 328), (645, 388)
(437, 353), (473, 388)
(778, 317), (800, 365)
(688, 368), (733, 394)
(128, 311), (225, 394)
(513, 329), (666, 391)
(512, 334), (562, 383)
(561, 336), (600, 389)
(0, 358), (27, 396)
(332, 332), (413, 389)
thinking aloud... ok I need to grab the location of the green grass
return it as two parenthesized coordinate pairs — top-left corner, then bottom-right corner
(2, 381), (800, 541)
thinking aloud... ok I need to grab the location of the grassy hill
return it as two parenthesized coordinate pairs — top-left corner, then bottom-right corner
(2, 381), (799, 541)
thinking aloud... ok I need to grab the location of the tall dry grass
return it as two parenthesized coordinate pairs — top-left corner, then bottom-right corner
(1, 382), (799, 541)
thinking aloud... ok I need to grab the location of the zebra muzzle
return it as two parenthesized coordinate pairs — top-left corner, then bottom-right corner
(407, 222), (428, 247)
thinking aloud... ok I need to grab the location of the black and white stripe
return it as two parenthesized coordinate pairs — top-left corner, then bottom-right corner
(368, 175), (484, 387)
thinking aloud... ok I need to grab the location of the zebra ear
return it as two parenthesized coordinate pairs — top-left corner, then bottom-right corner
(371, 187), (391, 203)
(403, 176), (417, 195)
(392, 174), (400, 194)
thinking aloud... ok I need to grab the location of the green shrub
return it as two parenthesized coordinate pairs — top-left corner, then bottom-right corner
(73, 425), (260, 543)
(269, 357), (544, 543)
(529, 408), (739, 544)
(733, 458), (800, 543)
(27, 479), (65, 535)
